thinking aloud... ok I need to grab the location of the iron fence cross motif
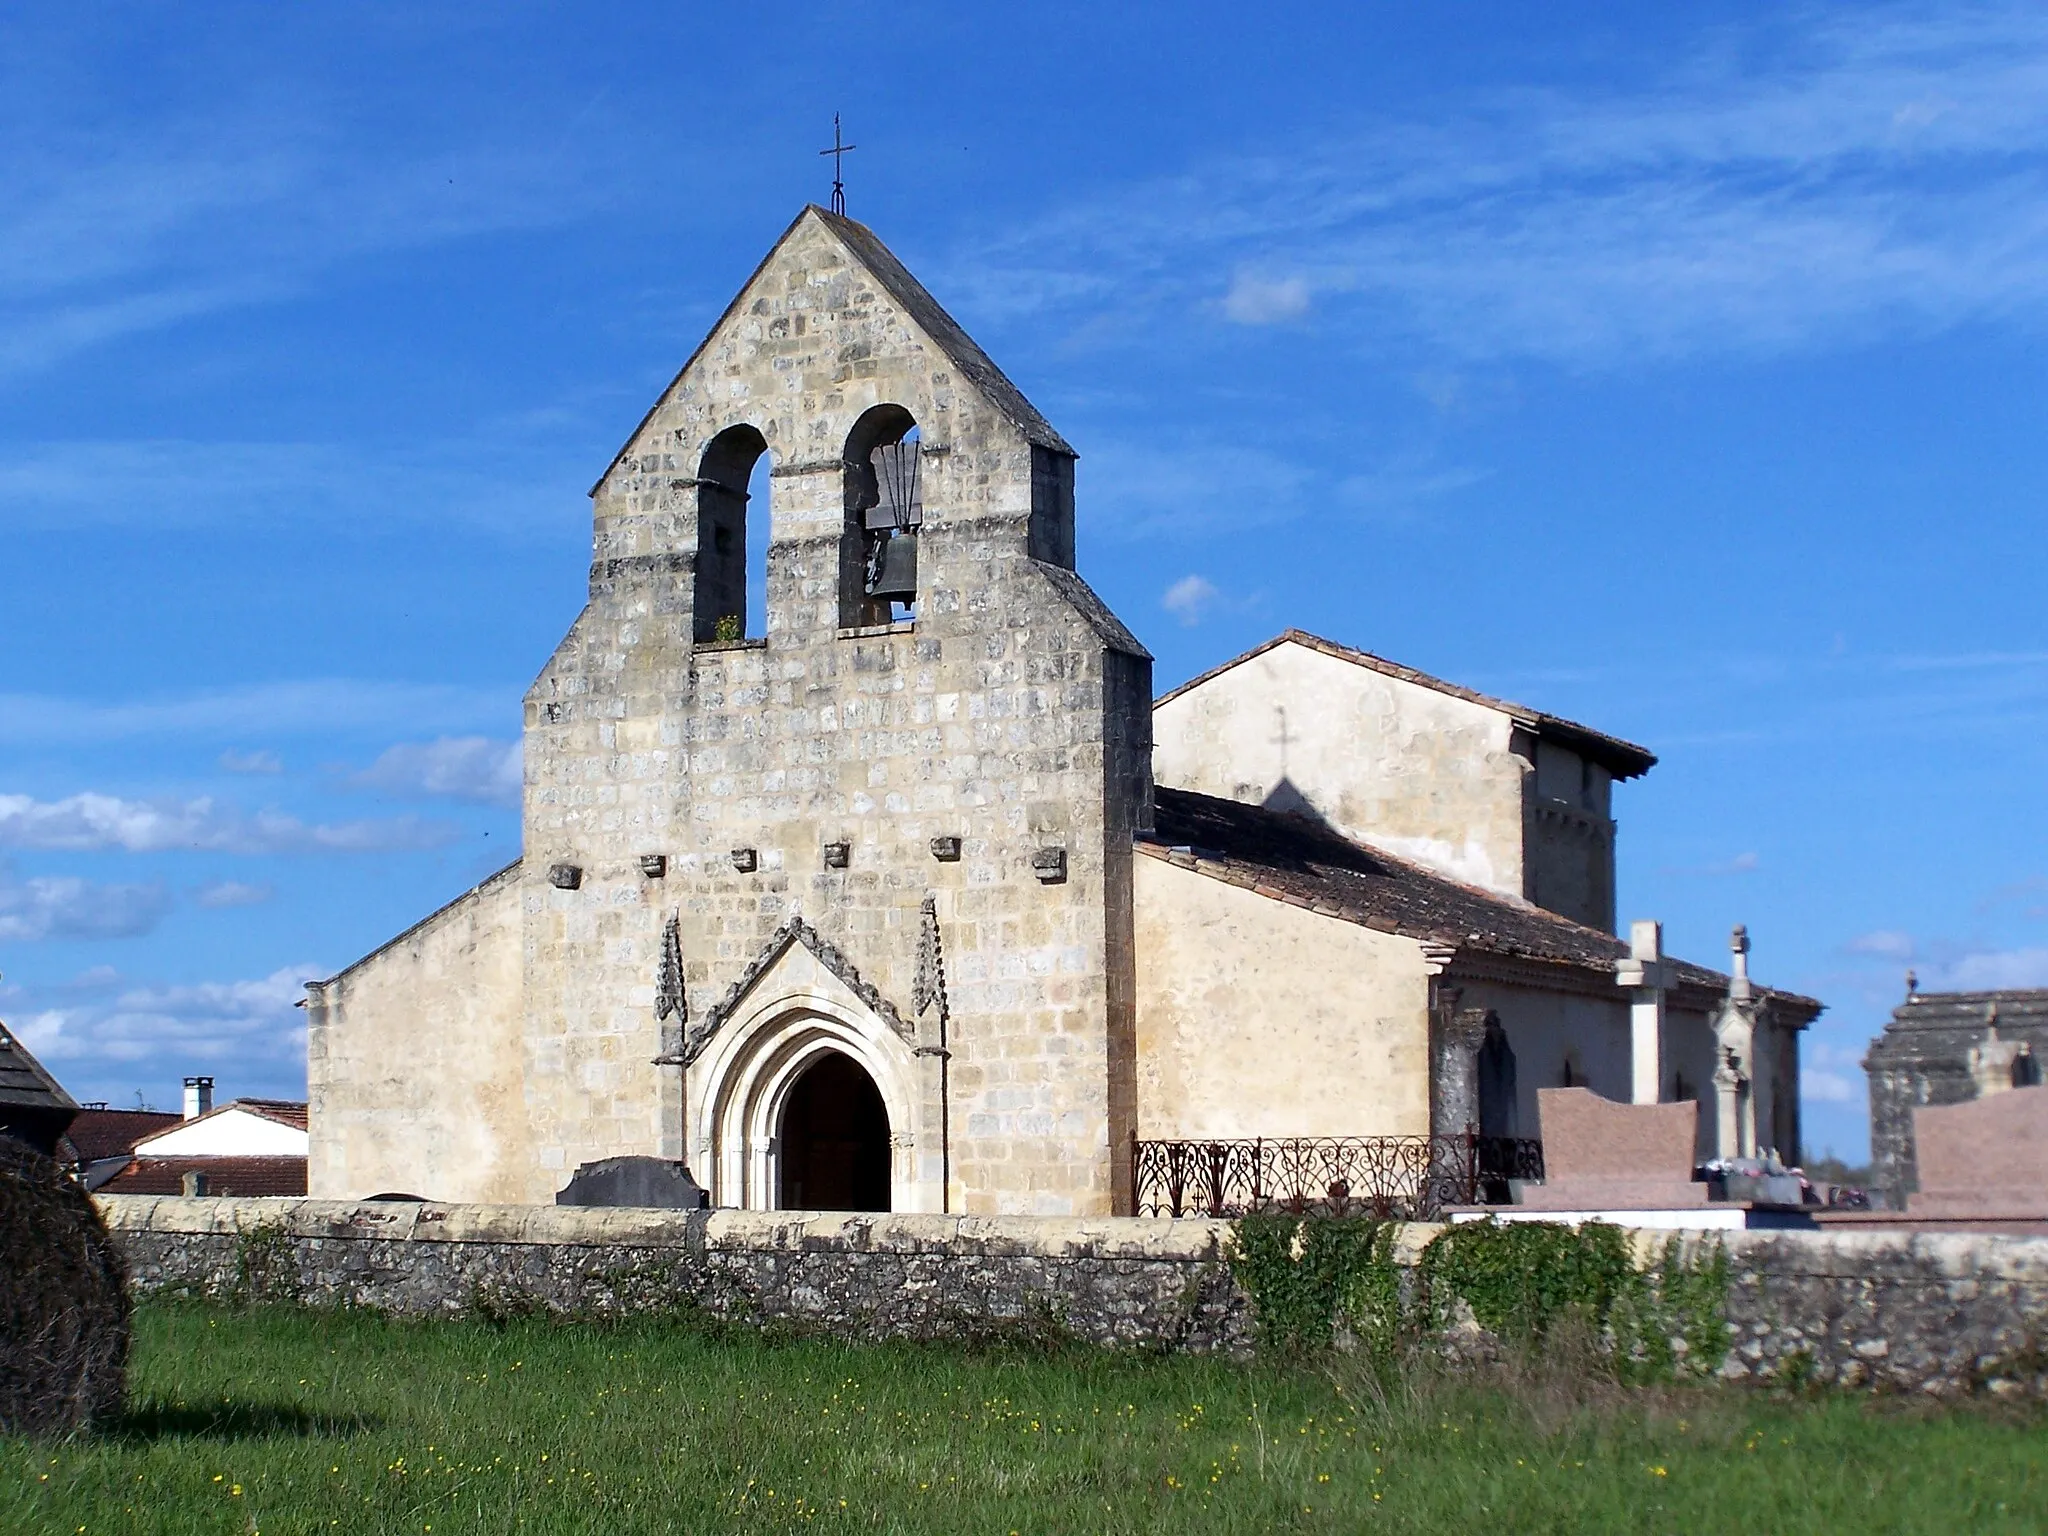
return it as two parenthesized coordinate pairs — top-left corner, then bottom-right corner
(819, 114), (857, 216)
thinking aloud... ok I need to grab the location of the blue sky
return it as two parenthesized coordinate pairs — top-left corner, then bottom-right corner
(3, 2), (2044, 1161)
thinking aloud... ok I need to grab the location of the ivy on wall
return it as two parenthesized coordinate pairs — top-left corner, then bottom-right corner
(1230, 1215), (1730, 1380)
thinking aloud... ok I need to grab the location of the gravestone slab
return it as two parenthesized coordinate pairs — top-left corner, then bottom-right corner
(1910, 1084), (2048, 1218)
(1518, 1087), (1707, 1210)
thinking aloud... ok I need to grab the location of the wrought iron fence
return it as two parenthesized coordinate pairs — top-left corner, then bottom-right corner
(1131, 1134), (1545, 1220)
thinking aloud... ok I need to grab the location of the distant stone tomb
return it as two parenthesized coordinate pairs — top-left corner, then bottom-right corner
(0, 1138), (129, 1436)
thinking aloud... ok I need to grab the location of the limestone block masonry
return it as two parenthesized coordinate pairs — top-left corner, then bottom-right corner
(103, 1197), (2048, 1394)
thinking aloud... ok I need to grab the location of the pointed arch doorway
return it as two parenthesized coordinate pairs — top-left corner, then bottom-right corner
(777, 1050), (892, 1212)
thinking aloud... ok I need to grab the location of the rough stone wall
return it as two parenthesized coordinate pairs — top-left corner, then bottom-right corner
(104, 1198), (1249, 1353)
(306, 864), (528, 1203)
(1132, 855), (1432, 1139)
(101, 1197), (2048, 1394)
(505, 208), (1148, 1213)
(1151, 641), (1532, 904)
(1711, 1226), (2048, 1394)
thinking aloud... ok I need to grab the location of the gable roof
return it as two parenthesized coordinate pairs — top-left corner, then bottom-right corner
(131, 1097), (309, 1154)
(594, 205), (1072, 495)
(662, 913), (914, 1067)
(0, 1017), (76, 1116)
(1155, 629), (1657, 780)
(1143, 786), (1819, 1018)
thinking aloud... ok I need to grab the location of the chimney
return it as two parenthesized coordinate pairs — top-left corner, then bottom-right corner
(182, 1075), (214, 1120)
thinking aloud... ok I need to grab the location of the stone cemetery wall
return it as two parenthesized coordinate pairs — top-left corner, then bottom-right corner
(100, 1197), (2048, 1395)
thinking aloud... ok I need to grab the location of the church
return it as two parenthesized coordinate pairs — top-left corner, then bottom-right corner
(305, 207), (1820, 1216)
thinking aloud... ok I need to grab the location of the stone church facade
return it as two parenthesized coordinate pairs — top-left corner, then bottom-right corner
(306, 208), (1819, 1216)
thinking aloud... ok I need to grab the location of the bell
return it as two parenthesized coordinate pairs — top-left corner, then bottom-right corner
(865, 531), (918, 601)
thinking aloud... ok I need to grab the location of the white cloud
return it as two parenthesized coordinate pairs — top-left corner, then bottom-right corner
(1161, 575), (1221, 627)
(194, 880), (273, 910)
(0, 791), (455, 854)
(1803, 1069), (1859, 1104)
(9, 964), (320, 1068)
(1844, 929), (1916, 960)
(0, 869), (169, 942)
(218, 749), (282, 774)
(1927, 946), (2048, 990)
(1222, 272), (1310, 325)
(951, 5), (2048, 365)
(353, 737), (522, 809)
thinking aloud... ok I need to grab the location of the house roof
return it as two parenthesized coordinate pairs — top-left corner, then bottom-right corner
(1143, 786), (1820, 1018)
(130, 1097), (309, 1154)
(0, 1017), (76, 1115)
(593, 205), (1072, 495)
(103, 1155), (307, 1198)
(59, 1107), (182, 1164)
(1154, 629), (1658, 780)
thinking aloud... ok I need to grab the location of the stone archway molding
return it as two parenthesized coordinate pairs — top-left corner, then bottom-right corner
(684, 920), (923, 1211)
(675, 914), (914, 1066)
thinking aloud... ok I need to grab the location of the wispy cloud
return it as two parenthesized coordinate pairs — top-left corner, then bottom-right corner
(1660, 850), (1762, 878)
(1221, 272), (1310, 325)
(0, 867), (169, 942)
(953, 4), (2048, 366)
(352, 737), (522, 810)
(1921, 946), (2048, 990)
(0, 83), (612, 379)
(1844, 929), (1916, 960)
(0, 679), (512, 747)
(218, 749), (282, 775)
(193, 880), (273, 910)
(1082, 438), (1478, 539)
(1161, 575), (1221, 627)
(0, 437), (587, 535)
(0, 791), (455, 855)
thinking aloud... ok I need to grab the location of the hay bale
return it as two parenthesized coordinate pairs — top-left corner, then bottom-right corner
(0, 1136), (129, 1435)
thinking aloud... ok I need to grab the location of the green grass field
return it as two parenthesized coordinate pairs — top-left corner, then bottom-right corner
(4, 1303), (2044, 1534)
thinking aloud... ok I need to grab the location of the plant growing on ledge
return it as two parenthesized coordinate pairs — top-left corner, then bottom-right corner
(712, 613), (743, 643)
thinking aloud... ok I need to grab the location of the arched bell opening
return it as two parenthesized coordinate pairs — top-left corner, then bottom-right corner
(695, 424), (770, 642)
(775, 1050), (892, 1212)
(840, 404), (921, 627)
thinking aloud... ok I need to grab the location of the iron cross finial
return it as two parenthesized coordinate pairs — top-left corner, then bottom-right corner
(819, 114), (858, 216)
